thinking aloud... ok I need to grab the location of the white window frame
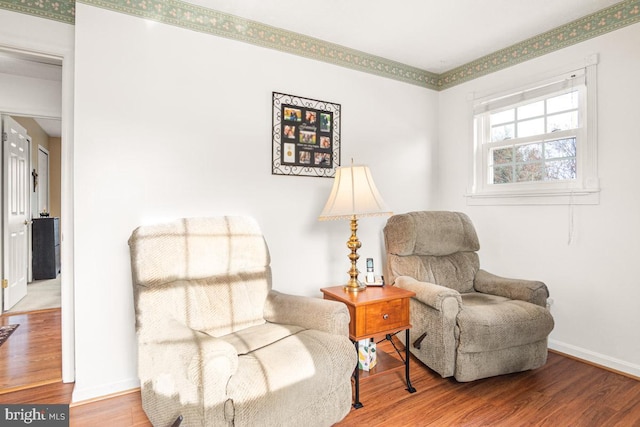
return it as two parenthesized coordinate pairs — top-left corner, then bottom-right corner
(467, 55), (600, 205)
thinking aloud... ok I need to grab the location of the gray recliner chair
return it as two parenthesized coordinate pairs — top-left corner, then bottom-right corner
(129, 216), (356, 426)
(383, 211), (554, 382)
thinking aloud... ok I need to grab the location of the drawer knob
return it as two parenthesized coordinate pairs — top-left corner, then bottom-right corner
(383, 314), (389, 320)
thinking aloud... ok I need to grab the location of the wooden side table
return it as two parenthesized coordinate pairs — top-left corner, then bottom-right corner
(321, 285), (417, 408)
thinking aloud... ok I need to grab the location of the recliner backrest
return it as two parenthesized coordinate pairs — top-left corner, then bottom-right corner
(129, 216), (271, 337)
(384, 211), (480, 293)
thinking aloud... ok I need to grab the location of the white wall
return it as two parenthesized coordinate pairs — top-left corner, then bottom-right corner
(73, 4), (438, 401)
(438, 23), (640, 377)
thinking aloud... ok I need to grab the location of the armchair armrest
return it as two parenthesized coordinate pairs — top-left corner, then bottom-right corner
(264, 290), (350, 337)
(393, 276), (460, 378)
(137, 318), (238, 426)
(395, 276), (462, 312)
(474, 269), (549, 307)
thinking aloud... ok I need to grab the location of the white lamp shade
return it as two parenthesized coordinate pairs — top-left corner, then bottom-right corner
(319, 164), (392, 220)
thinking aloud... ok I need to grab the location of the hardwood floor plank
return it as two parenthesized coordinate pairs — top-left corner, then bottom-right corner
(336, 342), (640, 427)
(0, 309), (62, 392)
(2, 310), (639, 426)
(70, 392), (151, 427)
(0, 382), (72, 404)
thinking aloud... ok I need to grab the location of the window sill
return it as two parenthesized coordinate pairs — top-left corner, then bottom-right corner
(465, 188), (600, 205)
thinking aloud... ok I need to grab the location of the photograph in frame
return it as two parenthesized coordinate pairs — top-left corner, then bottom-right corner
(272, 92), (341, 177)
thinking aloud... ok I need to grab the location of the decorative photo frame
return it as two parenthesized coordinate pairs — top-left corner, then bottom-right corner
(272, 92), (341, 177)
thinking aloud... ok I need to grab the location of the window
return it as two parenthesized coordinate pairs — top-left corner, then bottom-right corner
(468, 58), (599, 205)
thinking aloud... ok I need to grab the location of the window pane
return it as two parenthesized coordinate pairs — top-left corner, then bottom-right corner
(547, 111), (578, 132)
(517, 101), (544, 120)
(545, 159), (576, 180)
(516, 163), (544, 182)
(490, 109), (514, 125)
(492, 147), (513, 165)
(493, 165), (513, 184)
(547, 91), (578, 114)
(491, 124), (514, 142)
(517, 118), (544, 138)
(545, 138), (576, 159)
(516, 142), (542, 162)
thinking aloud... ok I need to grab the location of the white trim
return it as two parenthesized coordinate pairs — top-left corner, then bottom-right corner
(60, 47), (75, 384)
(466, 189), (599, 206)
(71, 378), (141, 404)
(0, 8), (75, 383)
(467, 55), (600, 206)
(549, 339), (640, 379)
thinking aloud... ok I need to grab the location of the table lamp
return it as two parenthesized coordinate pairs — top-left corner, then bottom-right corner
(319, 162), (392, 292)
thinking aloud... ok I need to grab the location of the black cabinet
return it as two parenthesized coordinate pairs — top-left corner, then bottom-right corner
(32, 217), (60, 280)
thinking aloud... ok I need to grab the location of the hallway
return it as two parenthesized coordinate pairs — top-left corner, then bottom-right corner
(7, 276), (61, 314)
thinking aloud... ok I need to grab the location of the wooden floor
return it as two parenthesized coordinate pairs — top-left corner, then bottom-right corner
(1, 310), (639, 426)
(0, 308), (62, 392)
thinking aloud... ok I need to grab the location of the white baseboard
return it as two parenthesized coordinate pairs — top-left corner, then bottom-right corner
(71, 377), (141, 404)
(549, 339), (640, 379)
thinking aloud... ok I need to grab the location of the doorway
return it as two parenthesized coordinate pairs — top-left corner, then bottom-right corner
(1, 114), (62, 314)
(0, 48), (68, 389)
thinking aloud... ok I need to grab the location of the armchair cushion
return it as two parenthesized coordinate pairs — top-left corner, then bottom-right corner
(385, 211), (481, 292)
(136, 275), (269, 340)
(219, 323), (304, 355)
(130, 216), (271, 287)
(387, 252), (479, 294)
(385, 211), (479, 256)
(458, 292), (555, 352)
(226, 329), (354, 426)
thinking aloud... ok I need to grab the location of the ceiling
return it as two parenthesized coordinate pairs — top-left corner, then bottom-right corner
(33, 118), (62, 138)
(188, 0), (622, 73)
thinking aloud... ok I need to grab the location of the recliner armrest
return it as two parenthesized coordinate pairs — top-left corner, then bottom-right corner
(395, 276), (462, 312)
(474, 269), (549, 307)
(264, 290), (350, 337)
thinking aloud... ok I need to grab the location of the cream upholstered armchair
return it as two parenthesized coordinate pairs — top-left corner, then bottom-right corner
(128, 216), (356, 427)
(383, 211), (554, 382)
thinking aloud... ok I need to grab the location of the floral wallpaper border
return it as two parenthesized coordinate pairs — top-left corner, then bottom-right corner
(1, 0), (638, 90)
(438, 0), (640, 89)
(0, 0), (75, 24)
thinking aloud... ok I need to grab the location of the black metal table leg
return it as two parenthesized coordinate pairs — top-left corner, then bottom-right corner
(353, 340), (363, 408)
(405, 329), (416, 393)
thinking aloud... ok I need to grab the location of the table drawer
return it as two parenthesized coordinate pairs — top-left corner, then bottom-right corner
(364, 298), (408, 335)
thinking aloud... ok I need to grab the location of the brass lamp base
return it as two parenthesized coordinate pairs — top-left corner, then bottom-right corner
(344, 279), (366, 293)
(343, 215), (367, 292)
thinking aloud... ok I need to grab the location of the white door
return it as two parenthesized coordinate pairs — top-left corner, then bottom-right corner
(2, 116), (30, 311)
